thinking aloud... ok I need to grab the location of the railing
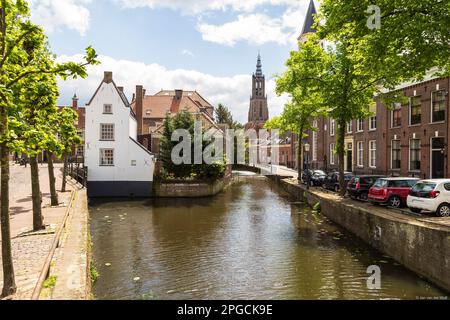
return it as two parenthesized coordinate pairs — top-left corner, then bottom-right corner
(68, 162), (88, 187)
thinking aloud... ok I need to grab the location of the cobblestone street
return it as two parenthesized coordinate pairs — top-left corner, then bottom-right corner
(0, 162), (73, 299)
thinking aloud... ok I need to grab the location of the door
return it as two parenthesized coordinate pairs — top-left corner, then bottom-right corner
(346, 143), (353, 172)
(431, 138), (445, 179)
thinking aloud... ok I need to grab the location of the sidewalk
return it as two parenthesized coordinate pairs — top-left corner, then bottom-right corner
(0, 162), (74, 299)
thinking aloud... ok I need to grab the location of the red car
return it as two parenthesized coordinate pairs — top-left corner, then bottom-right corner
(368, 178), (420, 208)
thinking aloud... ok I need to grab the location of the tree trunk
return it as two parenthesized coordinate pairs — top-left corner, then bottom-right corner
(0, 142), (17, 298)
(47, 152), (58, 206)
(61, 153), (68, 193)
(30, 156), (45, 231)
(337, 121), (346, 197)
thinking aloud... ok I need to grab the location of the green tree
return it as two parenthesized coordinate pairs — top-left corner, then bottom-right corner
(0, 0), (98, 298)
(16, 70), (60, 231)
(319, 41), (378, 195)
(319, 0), (450, 87)
(57, 108), (81, 193)
(215, 103), (234, 128)
(267, 37), (328, 179)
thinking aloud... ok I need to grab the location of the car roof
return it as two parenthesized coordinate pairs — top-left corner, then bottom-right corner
(418, 179), (450, 184)
(380, 177), (420, 181)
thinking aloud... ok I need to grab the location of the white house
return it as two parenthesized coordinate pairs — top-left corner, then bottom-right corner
(85, 71), (155, 197)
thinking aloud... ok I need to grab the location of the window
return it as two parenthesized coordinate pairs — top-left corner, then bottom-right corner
(100, 149), (114, 166)
(330, 143), (335, 165)
(432, 90), (446, 123)
(357, 119), (364, 132)
(409, 96), (422, 125)
(347, 121), (353, 134)
(312, 120), (318, 162)
(330, 119), (335, 136)
(100, 124), (115, 141)
(391, 140), (401, 169)
(369, 141), (376, 168)
(409, 139), (421, 171)
(391, 103), (402, 128)
(357, 141), (364, 167)
(369, 116), (377, 131)
(76, 145), (84, 157)
(103, 104), (112, 114)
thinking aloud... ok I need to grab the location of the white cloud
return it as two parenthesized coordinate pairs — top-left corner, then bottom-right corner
(116, 0), (301, 15)
(29, 0), (92, 36)
(57, 54), (288, 123)
(181, 49), (195, 58)
(197, 1), (309, 47)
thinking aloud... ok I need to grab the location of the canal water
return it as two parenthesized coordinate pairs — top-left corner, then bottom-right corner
(90, 177), (445, 300)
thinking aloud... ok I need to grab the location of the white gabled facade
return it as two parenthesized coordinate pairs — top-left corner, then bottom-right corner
(85, 71), (155, 197)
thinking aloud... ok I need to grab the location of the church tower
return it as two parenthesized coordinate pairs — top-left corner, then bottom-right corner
(246, 53), (269, 129)
(298, 0), (317, 44)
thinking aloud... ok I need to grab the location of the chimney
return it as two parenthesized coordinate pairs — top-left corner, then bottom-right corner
(132, 93), (136, 102)
(136, 85), (144, 135)
(104, 71), (113, 84)
(72, 93), (78, 109)
(175, 89), (183, 100)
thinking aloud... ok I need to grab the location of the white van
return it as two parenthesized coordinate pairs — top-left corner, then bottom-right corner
(407, 179), (450, 217)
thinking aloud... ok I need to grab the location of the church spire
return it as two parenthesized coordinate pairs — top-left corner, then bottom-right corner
(256, 52), (263, 77)
(299, 0), (317, 41)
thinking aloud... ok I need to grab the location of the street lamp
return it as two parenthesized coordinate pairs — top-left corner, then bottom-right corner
(304, 142), (311, 190)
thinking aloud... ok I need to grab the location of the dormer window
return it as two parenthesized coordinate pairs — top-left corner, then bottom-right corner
(103, 104), (112, 114)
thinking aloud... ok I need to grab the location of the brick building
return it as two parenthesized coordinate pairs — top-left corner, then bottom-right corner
(130, 87), (220, 154)
(290, 0), (450, 180)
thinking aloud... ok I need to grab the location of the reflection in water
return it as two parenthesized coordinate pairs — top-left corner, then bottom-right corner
(90, 178), (445, 300)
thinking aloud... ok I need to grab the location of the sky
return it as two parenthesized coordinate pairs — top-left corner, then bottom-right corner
(28, 0), (315, 123)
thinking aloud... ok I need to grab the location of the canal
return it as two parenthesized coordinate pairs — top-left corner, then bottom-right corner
(90, 177), (445, 300)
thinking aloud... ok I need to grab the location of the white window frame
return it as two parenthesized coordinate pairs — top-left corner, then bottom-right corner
(312, 120), (318, 162)
(330, 143), (335, 165)
(369, 115), (377, 131)
(431, 90), (446, 123)
(409, 95), (422, 126)
(100, 123), (115, 141)
(100, 148), (115, 166)
(357, 141), (364, 167)
(369, 140), (376, 168)
(391, 140), (401, 170)
(357, 119), (364, 132)
(330, 119), (335, 136)
(103, 104), (113, 114)
(409, 138), (421, 172)
(347, 121), (353, 134)
(391, 103), (402, 128)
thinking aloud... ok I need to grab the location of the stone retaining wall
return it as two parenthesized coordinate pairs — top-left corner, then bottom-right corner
(153, 178), (230, 198)
(270, 176), (450, 293)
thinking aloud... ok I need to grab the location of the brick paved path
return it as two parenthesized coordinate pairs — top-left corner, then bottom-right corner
(0, 162), (73, 299)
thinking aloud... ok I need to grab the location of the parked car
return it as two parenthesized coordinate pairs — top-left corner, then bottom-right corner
(347, 176), (386, 201)
(368, 178), (419, 208)
(407, 180), (450, 217)
(322, 171), (354, 192)
(301, 170), (327, 186)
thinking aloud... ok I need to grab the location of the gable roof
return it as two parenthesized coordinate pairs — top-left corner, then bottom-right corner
(86, 71), (136, 118)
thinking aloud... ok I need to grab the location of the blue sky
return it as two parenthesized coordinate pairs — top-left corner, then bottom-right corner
(29, 0), (314, 123)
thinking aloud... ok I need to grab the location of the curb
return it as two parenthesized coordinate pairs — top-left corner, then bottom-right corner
(31, 189), (77, 300)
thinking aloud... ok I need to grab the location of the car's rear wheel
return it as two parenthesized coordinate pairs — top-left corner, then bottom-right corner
(436, 204), (450, 217)
(389, 196), (402, 208)
(410, 208), (422, 214)
(359, 193), (368, 201)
